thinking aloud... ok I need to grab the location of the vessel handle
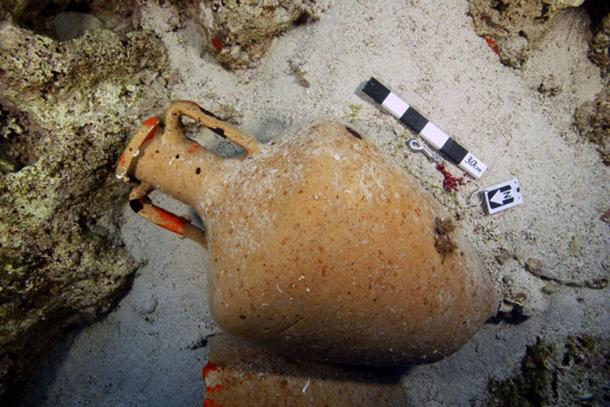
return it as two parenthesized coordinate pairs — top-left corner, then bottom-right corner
(128, 182), (208, 247)
(162, 100), (260, 156)
(118, 101), (259, 245)
(116, 116), (208, 246)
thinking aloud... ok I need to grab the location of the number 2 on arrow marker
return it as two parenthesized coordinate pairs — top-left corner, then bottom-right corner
(482, 178), (523, 215)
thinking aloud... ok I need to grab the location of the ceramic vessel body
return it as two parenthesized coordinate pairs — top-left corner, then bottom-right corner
(175, 121), (497, 366)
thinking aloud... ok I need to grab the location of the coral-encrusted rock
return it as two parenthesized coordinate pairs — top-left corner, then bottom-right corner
(190, 0), (326, 69)
(576, 10), (609, 165)
(574, 86), (610, 165)
(486, 336), (610, 406)
(589, 14), (610, 76)
(0, 22), (168, 400)
(469, 0), (584, 67)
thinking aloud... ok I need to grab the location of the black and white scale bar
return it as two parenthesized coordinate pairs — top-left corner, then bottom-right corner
(362, 77), (487, 178)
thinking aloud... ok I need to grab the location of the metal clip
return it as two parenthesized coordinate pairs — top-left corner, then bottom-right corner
(407, 139), (441, 163)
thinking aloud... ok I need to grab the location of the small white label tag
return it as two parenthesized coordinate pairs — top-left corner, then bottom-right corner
(482, 178), (523, 214)
(459, 152), (487, 179)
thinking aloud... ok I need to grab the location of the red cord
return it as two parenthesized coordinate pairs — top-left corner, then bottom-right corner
(436, 163), (465, 192)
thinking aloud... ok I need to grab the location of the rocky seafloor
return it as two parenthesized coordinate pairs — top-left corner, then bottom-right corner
(1, 0), (608, 405)
(0, 0), (326, 400)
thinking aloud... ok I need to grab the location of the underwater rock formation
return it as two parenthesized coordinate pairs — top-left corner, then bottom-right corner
(576, 12), (609, 165)
(589, 14), (609, 75)
(469, 0), (609, 164)
(0, 20), (168, 399)
(189, 0), (326, 69)
(575, 86), (609, 165)
(468, 0), (585, 68)
(486, 336), (610, 406)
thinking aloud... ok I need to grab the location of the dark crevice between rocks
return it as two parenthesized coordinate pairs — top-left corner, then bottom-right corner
(13, 0), (93, 39)
(491, 1), (508, 15)
(0, 102), (41, 173)
(582, 0), (610, 31)
(535, 4), (551, 23)
(6, 0), (137, 41)
(293, 10), (315, 26)
(487, 304), (530, 325)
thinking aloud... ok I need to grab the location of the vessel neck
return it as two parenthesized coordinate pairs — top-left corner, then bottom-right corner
(130, 136), (223, 210)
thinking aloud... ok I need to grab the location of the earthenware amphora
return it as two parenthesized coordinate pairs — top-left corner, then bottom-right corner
(117, 101), (497, 366)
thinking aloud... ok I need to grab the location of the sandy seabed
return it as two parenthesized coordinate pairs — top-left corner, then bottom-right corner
(19, 0), (609, 405)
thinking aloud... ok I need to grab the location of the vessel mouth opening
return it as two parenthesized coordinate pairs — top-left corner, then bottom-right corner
(116, 118), (161, 181)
